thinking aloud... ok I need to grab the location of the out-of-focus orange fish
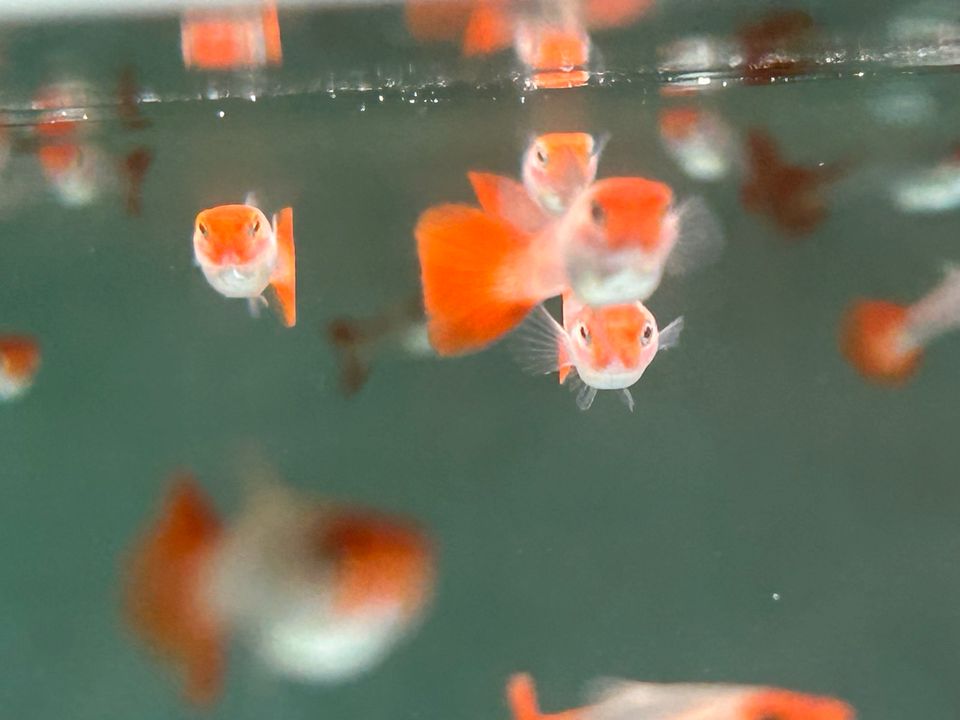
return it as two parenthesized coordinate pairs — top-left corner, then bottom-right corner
(507, 673), (855, 720)
(0, 335), (40, 401)
(327, 294), (431, 397)
(417, 176), (718, 355)
(741, 129), (843, 236)
(405, 0), (652, 87)
(193, 194), (296, 327)
(515, 291), (682, 410)
(737, 10), (816, 85)
(124, 473), (435, 706)
(659, 106), (735, 182)
(840, 268), (960, 385)
(181, 3), (282, 71)
(36, 142), (152, 213)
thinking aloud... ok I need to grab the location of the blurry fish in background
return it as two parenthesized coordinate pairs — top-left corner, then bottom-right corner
(741, 129), (844, 237)
(0, 335), (40, 401)
(840, 268), (960, 385)
(658, 107), (735, 182)
(123, 471), (435, 706)
(193, 195), (296, 327)
(326, 294), (432, 397)
(736, 10), (816, 85)
(417, 176), (719, 354)
(181, 2), (282, 71)
(514, 291), (682, 411)
(890, 145), (960, 214)
(117, 65), (152, 131)
(405, 0), (653, 88)
(468, 131), (603, 231)
(506, 673), (855, 720)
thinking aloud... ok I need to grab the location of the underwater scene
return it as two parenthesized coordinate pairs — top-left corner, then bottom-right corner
(1, 0), (960, 718)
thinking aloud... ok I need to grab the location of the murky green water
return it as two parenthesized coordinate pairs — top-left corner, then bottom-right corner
(1, 1), (960, 719)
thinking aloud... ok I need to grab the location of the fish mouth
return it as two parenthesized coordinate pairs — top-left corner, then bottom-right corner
(568, 253), (664, 306)
(577, 364), (644, 390)
(201, 262), (271, 298)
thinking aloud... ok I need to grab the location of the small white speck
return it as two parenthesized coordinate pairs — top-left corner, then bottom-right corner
(855, 71), (865, 78)
(697, 76), (711, 85)
(378, 94), (384, 103)
(217, 110), (225, 118)
(409, 98), (416, 104)
(772, 593), (781, 601)
(249, 94), (257, 102)
(817, 161), (825, 167)
(81, 113), (89, 120)
(359, 103), (366, 112)
(330, 92), (337, 99)
(722, 81), (728, 87)
(520, 96), (526, 104)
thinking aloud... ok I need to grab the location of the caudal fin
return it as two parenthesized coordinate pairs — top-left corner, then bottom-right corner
(123, 474), (225, 706)
(121, 146), (152, 217)
(327, 319), (372, 397)
(508, 674), (546, 720)
(416, 204), (534, 356)
(271, 207), (296, 327)
(839, 300), (921, 384)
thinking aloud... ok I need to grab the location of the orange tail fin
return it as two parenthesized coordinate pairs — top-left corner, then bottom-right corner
(416, 204), (534, 355)
(271, 207), (296, 327)
(123, 475), (225, 706)
(327, 319), (372, 397)
(121, 146), (152, 217)
(508, 674), (545, 720)
(839, 300), (921, 384)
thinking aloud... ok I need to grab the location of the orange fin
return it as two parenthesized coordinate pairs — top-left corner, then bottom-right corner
(583, 0), (653, 28)
(327, 319), (372, 397)
(416, 204), (534, 356)
(508, 674), (545, 720)
(462, 2), (515, 56)
(839, 300), (921, 384)
(404, 0), (473, 42)
(270, 207), (296, 327)
(468, 171), (547, 233)
(123, 474), (225, 707)
(121, 146), (152, 217)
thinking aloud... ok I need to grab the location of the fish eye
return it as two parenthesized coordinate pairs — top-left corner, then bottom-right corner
(250, 219), (261, 236)
(590, 199), (606, 226)
(640, 323), (654, 346)
(535, 145), (548, 165)
(198, 222), (209, 237)
(577, 322), (591, 345)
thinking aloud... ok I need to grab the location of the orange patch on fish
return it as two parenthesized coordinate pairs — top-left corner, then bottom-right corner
(839, 300), (920, 384)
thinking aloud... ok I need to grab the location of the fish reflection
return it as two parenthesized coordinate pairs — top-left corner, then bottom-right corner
(327, 295), (431, 396)
(0, 335), (40, 401)
(124, 472), (435, 705)
(741, 129), (843, 236)
(405, 0), (651, 87)
(514, 292), (682, 410)
(840, 268), (960, 385)
(507, 673), (854, 720)
(658, 107), (735, 182)
(737, 10), (816, 85)
(180, 2), (282, 71)
(417, 174), (718, 355)
(193, 195), (297, 327)
(891, 146), (960, 214)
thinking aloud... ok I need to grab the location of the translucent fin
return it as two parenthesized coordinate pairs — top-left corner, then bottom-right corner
(469, 171), (548, 234)
(244, 191), (259, 207)
(567, 374), (598, 411)
(269, 207), (296, 327)
(247, 295), (267, 318)
(510, 304), (567, 376)
(658, 316), (684, 350)
(619, 389), (635, 412)
(665, 197), (724, 277)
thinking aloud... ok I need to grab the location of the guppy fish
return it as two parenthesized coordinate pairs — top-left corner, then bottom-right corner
(0, 335), (40, 401)
(193, 194), (296, 327)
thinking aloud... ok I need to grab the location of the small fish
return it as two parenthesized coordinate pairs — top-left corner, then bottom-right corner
(659, 106), (735, 182)
(327, 294), (431, 397)
(180, 2), (282, 70)
(507, 673), (854, 720)
(890, 146), (960, 214)
(417, 177), (718, 355)
(123, 472), (435, 706)
(515, 20), (592, 89)
(193, 195), (296, 327)
(741, 129), (843, 236)
(0, 335), (40, 400)
(840, 268), (960, 385)
(514, 291), (682, 411)
(736, 10), (816, 85)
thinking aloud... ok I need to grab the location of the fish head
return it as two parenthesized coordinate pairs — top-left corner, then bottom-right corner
(566, 300), (658, 389)
(193, 204), (274, 297)
(523, 132), (600, 214)
(562, 177), (675, 305)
